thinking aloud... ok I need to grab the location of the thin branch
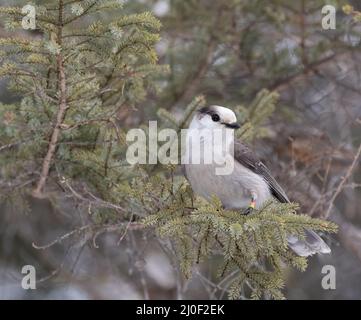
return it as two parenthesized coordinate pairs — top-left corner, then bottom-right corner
(32, 0), (67, 198)
(32, 224), (92, 250)
(61, 178), (127, 213)
(32, 221), (144, 250)
(323, 142), (361, 218)
(0, 140), (26, 152)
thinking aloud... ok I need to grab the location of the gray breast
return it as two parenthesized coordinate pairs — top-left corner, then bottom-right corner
(185, 161), (272, 209)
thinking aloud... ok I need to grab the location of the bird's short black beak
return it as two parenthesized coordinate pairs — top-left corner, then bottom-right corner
(224, 122), (240, 129)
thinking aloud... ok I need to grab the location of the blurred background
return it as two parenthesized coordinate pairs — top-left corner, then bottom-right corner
(1, 0), (361, 299)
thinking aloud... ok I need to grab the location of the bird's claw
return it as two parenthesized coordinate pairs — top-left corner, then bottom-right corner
(243, 206), (254, 215)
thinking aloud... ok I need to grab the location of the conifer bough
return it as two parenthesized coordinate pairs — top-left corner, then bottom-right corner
(0, 0), (337, 300)
(32, 0), (67, 198)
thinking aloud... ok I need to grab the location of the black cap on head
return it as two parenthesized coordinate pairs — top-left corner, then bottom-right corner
(198, 106), (217, 116)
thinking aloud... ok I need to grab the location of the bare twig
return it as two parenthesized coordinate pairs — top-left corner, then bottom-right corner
(32, 221), (144, 250)
(323, 142), (361, 218)
(117, 212), (135, 245)
(32, 224), (92, 250)
(62, 178), (127, 213)
(0, 140), (29, 152)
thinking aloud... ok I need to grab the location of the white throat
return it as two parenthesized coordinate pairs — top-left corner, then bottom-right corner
(183, 118), (235, 165)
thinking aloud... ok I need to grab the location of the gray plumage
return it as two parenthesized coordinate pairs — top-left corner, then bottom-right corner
(234, 141), (330, 256)
(184, 106), (331, 257)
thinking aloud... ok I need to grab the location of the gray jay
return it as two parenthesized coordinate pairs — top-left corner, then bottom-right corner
(183, 105), (331, 257)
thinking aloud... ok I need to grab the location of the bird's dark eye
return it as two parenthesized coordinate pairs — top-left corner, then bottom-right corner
(211, 114), (220, 122)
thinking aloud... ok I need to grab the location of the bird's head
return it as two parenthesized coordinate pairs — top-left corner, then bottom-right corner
(190, 106), (240, 130)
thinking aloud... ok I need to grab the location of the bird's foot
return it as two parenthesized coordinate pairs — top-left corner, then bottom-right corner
(243, 200), (256, 215)
(243, 206), (254, 215)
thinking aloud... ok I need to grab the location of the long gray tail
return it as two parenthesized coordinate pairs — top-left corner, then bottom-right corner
(287, 229), (331, 257)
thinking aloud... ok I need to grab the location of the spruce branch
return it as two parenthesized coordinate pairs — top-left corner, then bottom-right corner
(32, 0), (67, 198)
